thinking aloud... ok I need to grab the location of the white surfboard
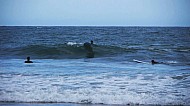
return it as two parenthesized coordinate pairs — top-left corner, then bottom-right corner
(133, 59), (148, 64)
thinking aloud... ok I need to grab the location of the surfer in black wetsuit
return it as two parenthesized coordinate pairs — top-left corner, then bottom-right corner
(151, 60), (164, 65)
(25, 57), (33, 63)
(151, 60), (158, 64)
(84, 41), (94, 58)
(91, 40), (93, 45)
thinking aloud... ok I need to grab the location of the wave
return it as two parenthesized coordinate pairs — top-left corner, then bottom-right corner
(0, 101), (187, 105)
(0, 99), (188, 105)
(0, 43), (131, 59)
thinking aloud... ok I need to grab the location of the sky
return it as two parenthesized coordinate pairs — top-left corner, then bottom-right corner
(0, 0), (190, 26)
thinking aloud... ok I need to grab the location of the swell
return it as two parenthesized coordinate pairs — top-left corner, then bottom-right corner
(0, 44), (131, 59)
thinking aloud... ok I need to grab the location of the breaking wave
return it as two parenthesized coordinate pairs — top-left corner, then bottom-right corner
(0, 42), (130, 59)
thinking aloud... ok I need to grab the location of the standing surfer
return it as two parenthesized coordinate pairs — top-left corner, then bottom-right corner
(84, 40), (94, 58)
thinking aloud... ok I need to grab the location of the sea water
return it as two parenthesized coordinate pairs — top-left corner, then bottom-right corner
(0, 26), (190, 105)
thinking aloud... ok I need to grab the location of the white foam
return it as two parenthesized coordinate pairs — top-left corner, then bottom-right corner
(0, 72), (189, 105)
(167, 61), (178, 64)
(0, 59), (189, 105)
(67, 42), (82, 46)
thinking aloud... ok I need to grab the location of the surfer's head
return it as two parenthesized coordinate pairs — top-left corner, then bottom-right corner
(27, 57), (30, 61)
(91, 40), (93, 44)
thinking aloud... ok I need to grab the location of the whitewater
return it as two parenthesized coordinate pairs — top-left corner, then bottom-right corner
(0, 26), (190, 105)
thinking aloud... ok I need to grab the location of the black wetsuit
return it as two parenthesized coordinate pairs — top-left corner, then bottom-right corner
(25, 61), (33, 63)
(84, 42), (94, 58)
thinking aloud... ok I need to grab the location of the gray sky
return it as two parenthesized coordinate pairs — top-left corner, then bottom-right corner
(0, 0), (190, 26)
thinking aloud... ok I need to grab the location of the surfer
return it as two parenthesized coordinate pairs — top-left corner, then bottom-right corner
(133, 59), (164, 65)
(84, 41), (94, 58)
(25, 57), (33, 63)
(91, 40), (93, 45)
(151, 60), (164, 65)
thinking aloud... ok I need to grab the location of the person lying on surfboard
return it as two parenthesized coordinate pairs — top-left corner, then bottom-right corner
(151, 60), (164, 65)
(133, 59), (164, 65)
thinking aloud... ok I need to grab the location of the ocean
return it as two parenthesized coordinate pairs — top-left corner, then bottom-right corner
(0, 26), (190, 105)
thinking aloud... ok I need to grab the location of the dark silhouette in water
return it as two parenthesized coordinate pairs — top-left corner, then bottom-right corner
(151, 60), (164, 65)
(25, 57), (33, 63)
(91, 40), (93, 45)
(134, 59), (166, 65)
(84, 41), (94, 58)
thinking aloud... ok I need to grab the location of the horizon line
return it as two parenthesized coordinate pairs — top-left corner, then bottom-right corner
(0, 25), (190, 27)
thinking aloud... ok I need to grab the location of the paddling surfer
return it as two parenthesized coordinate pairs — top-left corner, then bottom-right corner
(133, 59), (165, 65)
(151, 60), (164, 65)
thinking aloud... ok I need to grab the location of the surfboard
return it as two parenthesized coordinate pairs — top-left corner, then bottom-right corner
(133, 59), (148, 64)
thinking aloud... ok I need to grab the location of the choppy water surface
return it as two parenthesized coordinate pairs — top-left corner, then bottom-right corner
(0, 26), (190, 105)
